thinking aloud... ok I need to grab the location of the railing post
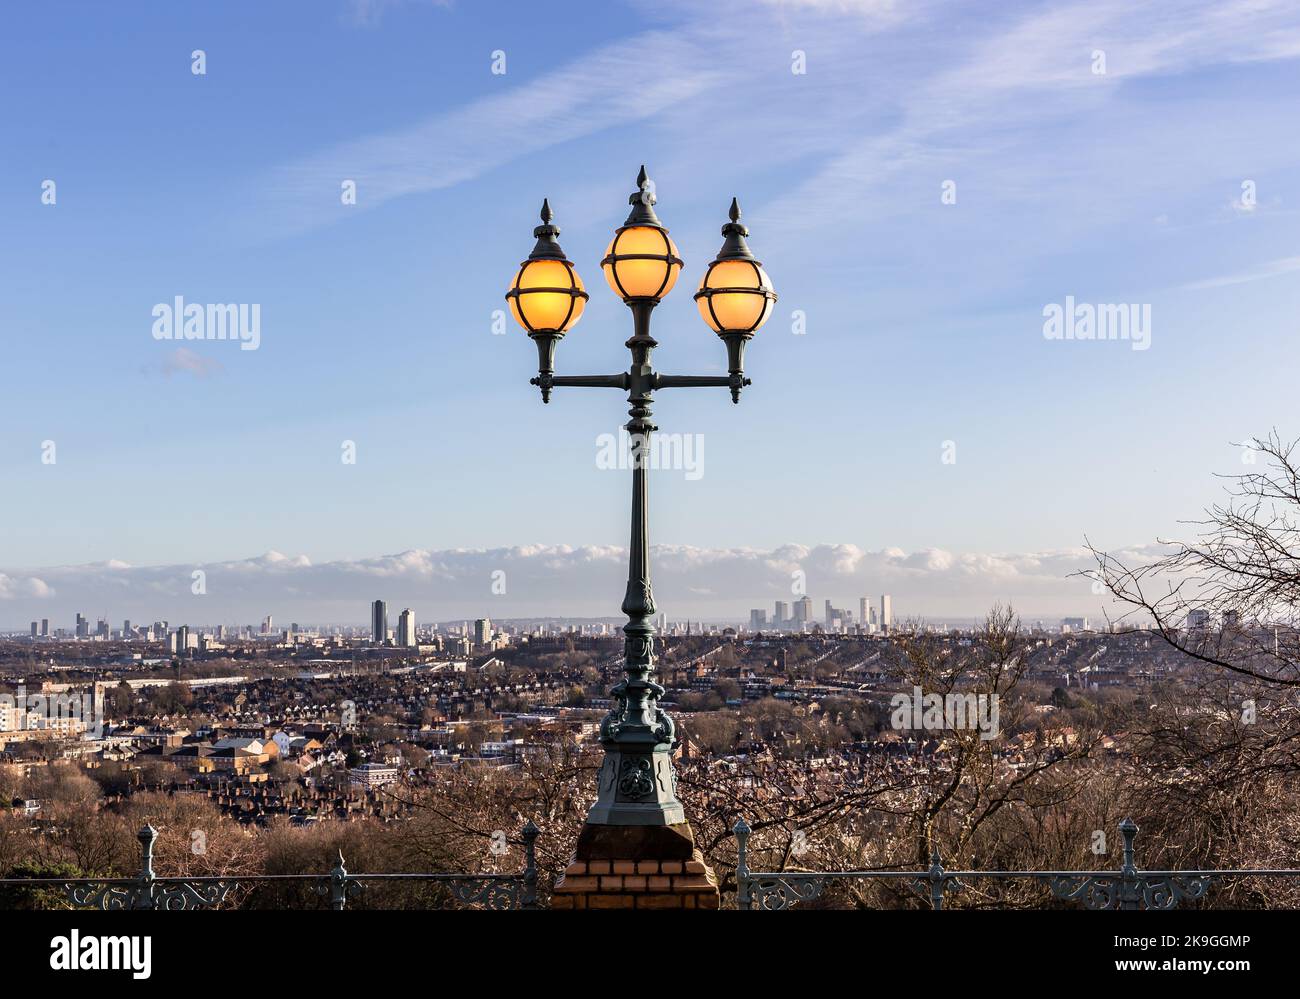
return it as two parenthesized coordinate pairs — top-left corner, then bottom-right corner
(135, 824), (158, 910)
(926, 847), (946, 911)
(521, 820), (540, 909)
(734, 817), (752, 910)
(1118, 818), (1140, 910)
(329, 850), (349, 911)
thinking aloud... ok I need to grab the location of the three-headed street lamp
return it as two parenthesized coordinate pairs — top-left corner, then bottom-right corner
(507, 167), (776, 830)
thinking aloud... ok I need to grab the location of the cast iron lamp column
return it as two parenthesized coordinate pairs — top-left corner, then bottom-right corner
(508, 167), (776, 830)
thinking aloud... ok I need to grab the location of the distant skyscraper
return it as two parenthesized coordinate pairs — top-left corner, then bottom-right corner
(859, 597), (869, 631)
(749, 609), (767, 631)
(398, 608), (416, 647)
(793, 596), (812, 626)
(29, 621), (38, 638)
(262, 614), (273, 635)
(371, 600), (388, 644)
(880, 595), (892, 633)
(474, 618), (491, 648)
(774, 601), (789, 628)
(40, 618), (49, 637)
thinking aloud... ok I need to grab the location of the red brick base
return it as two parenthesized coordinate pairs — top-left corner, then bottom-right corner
(550, 850), (720, 909)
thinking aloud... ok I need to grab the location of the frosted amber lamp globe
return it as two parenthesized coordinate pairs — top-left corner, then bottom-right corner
(601, 226), (682, 302)
(507, 258), (588, 333)
(695, 258), (775, 334)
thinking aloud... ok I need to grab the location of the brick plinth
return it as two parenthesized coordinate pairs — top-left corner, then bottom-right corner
(550, 850), (720, 909)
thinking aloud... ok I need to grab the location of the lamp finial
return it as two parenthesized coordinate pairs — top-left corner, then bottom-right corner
(716, 198), (754, 261)
(624, 165), (663, 227)
(528, 199), (567, 261)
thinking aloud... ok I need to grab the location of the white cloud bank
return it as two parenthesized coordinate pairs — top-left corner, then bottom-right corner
(0, 543), (1162, 628)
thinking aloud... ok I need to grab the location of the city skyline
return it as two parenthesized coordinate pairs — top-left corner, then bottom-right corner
(0, 540), (1139, 629)
(17, 596), (1101, 641)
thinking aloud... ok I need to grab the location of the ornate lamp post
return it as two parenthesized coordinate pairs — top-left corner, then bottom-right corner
(508, 168), (775, 898)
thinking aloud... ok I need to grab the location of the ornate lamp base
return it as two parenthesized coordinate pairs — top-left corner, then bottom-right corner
(585, 744), (685, 826)
(551, 743), (720, 909)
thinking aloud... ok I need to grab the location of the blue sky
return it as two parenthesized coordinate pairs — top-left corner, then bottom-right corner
(2, 0), (1299, 625)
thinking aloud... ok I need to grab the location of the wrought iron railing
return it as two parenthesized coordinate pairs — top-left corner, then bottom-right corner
(0, 821), (539, 911)
(733, 817), (1300, 910)
(15, 815), (1296, 911)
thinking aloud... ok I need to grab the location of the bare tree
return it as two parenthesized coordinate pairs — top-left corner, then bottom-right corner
(1087, 431), (1300, 688)
(1084, 432), (1300, 905)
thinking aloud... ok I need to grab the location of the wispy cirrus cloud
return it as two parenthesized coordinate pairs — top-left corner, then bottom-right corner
(265, 0), (1300, 261)
(763, 0), (1300, 236)
(252, 28), (731, 237)
(1180, 256), (1300, 291)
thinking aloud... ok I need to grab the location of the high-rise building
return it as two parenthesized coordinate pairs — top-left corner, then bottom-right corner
(371, 600), (388, 645)
(822, 600), (851, 631)
(474, 618), (491, 648)
(793, 596), (813, 626)
(397, 608), (416, 648)
(749, 609), (767, 631)
(29, 621), (38, 639)
(96, 619), (109, 639)
(40, 618), (49, 637)
(880, 595), (892, 633)
(859, 597), (869, 631)
(75, 613), (88, 639)
(773, 601), (789, 628)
